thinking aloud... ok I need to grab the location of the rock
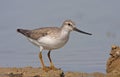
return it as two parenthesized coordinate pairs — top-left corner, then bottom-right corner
(106, 45), (120, 77)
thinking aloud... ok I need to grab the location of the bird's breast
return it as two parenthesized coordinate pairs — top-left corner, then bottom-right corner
(38, 33), (69, 50)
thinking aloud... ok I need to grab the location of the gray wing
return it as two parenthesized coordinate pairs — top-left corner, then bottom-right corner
(17, 27), (59, 40)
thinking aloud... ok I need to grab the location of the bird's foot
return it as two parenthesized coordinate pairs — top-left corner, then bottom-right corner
(42, 66), (51, 72)
(42, 66), (61, 72)
(49, 66), (61, 70)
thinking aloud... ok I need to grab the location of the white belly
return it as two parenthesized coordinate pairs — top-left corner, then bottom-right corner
(38, 36), (68, 50)
(27, 35), (69, 50)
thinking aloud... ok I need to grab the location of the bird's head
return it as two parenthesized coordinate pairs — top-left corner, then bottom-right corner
(62, 20), (92, 35)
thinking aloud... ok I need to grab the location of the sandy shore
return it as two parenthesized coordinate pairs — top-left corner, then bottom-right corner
(0, 45), (120, 77)
(0, 66), (105, 77)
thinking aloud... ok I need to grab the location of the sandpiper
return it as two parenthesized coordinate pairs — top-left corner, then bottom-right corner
(17, 20), (92, 71)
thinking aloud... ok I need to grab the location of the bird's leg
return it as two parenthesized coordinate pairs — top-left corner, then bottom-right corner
(48, 50), (55, 70)
(39, 47), (47, 71)
(39, 52), (45, 69)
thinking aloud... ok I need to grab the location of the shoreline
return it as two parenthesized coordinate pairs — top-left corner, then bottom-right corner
(0, 45), (120, 77)
(0, 66), (105, 77)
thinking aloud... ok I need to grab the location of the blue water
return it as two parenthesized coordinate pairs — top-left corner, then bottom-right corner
(0, 0), (120, 73)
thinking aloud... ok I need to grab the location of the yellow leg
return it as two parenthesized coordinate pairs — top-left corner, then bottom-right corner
(39, 46), (47, 71)
(48, 50), (55, 70)
(39, 52), (46, 69)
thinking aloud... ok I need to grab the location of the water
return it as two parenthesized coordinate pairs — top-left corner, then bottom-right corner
(0, 0), (120, 73)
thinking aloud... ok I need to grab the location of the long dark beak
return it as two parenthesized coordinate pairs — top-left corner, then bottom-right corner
(73, 27), (92, 35)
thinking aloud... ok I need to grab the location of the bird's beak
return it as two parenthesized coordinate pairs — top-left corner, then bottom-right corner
(73, 27), (92, 35)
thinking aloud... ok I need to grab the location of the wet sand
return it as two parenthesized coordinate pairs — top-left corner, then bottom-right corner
(0, 67), (105, 77)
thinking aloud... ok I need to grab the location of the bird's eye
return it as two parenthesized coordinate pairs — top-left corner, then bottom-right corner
(68, 23), (71, 26)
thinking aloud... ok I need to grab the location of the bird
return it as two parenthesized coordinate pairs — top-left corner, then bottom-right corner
(17, 20), (92, 71)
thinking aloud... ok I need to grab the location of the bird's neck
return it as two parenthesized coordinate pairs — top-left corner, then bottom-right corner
(60, 28), (70, 40)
